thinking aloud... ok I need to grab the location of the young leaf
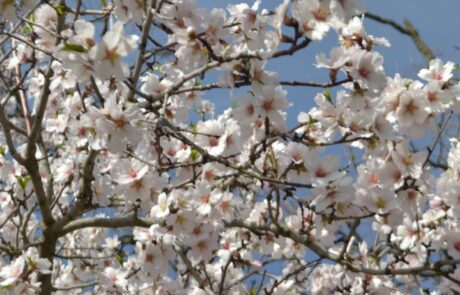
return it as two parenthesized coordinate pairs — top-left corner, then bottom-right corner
(62, 43), (87, 53)
(323, 88), (333, 104)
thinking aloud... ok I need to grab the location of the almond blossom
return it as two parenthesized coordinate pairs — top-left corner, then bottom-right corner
(418, 58), (456, 82)
(91, 21), (139, 80)
(291, 0), (334, 41)
(91, 97), (143, 152)
(0, 256), (26, 287)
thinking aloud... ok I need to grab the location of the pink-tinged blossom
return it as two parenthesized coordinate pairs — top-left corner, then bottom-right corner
(330, 0), (366, 22)
(315, 47), (350, 70)
(308, 264), (343, 295)
(438, 180), (460, 217)
(112, 159), (167, 210)
(60, 20), (96, 82)
(171, 23), (208, 71)
(393, 219), (421, 250)
(92, 174), (112, 207)
(340, 16), (390, 48)
(140, 73), (173, 97)
(136, 241), (171, 278)
(286, 142), (311, 165)
(424, 81), (452, 113)
(202, 8), (229, 44)
(418, 58), (455, 82)
(113, 0), (145, 25)
(189, 181), (219, 216)
(63, 53), (94, 83)
(291, 0), (333, 41)
(99, 267), (128, 290)
(72, 19), (96, 46)
(0, 256), (26, 287)
(92, 97), (143, 153)
(447, 138), (460, 176)
(395, 89), (429, 128)
(444, 230), (460, 259)
(200, 162), (226, 183)
(160, 137), (191, 162)
(195, 119), (226, 156)
(247, 201), (268, 224)
(227, 0), (267, 50)
(53, 157), (76, 184)
(249, 60), (279, 91)
(215, 190), (238, 221)
(67, 118), (95, 148)
(7, 44), (33, 70)
(162, 96), (189, 124)
(311, 177), (354, 211)
(305, 153), (344, 187)
(396, 188), (424, 218)
(359, 187), (397, 214)
(228, 0), (261, 34)
(165, 210), (197, 235)
(189, 230), (219, 263)
(50, 61), (76, 91)
(23, 248), (52, 275)
(150, 193), (171, 219)
(254, 85), (289, 125)
(232, 93), (259, 126)
(35, 4), (57, 31)
(391, 141), (427, 179)
(218, 116), (242, 157)
(91, 21), (138, 80)
(347, 49), (387, 91)
(34, 4), (57, 51)
(161, 0), (203, 29)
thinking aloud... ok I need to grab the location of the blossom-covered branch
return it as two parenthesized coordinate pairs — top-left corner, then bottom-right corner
(0, 0), (459, 294)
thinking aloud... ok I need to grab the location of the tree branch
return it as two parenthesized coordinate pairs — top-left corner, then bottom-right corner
(60, 213), (152, 236)
(365, 12), (435, 64)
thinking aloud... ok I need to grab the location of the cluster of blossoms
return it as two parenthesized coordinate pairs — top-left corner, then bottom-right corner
(0, 0), (459, 294)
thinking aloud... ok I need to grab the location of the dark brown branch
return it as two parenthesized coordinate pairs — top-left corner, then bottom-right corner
(365, 12), (435, 64)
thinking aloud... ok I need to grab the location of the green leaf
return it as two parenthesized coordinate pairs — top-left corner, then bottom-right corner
(62, 43), (87, 53)
(153, 62), (164, 74)
(404, 81), (412, 90)
(308, 115), (318, 125)
(190, 149), (200, 162)
(115, 252), (125, 265)
(1, 285), (13, 291)
(52, 4), (67, 16)
(250, 288), (257, 295)
(194, 78), (202, 87)
(101, 0), (107, 7)
(0, 146), (6, 157)
(88, 127), (96, 136)
(267, 154), (277, 169)
(21, 25), (32, 35)
(189, 123), (197, 134)
(323, 88), (333, 104)
(16, 176), (31, 191)
(21, 14), (35, 35)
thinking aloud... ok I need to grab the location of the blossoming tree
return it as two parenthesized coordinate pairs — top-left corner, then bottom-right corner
(0, 0), (459, 294)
